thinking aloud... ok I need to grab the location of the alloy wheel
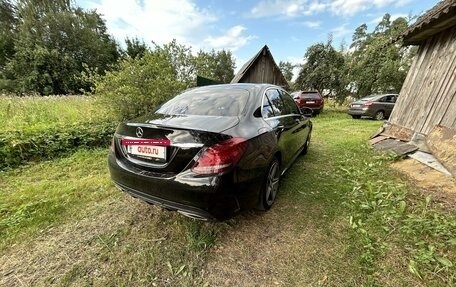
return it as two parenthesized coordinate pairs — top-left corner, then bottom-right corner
(264, 160), (280, 207)
(375, 111), (384, 120)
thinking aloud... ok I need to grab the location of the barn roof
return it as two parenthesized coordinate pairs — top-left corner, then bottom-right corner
(401, 0), (456, 45)
(231, 45), (288, 88)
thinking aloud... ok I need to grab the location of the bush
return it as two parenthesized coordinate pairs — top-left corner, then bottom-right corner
(94, 51), (186, 121)
(0, 121), (115, 170)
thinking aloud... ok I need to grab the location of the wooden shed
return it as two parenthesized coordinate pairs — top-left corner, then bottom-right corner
(384, 0), (456, 176)
(231, 45), (289, 88)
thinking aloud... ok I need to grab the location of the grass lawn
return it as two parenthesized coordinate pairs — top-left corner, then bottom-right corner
(1, 110), (454, 286)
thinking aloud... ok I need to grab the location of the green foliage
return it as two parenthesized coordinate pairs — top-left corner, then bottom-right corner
(0, 120), (115, 170)
(195, 49), (236, 83)
(2, 0), (119, 95)
(94, 50), (185, 120)
(124, 37), (149, 59)
(339, 154), (456, 284)
(295, 13), (416, 102)
(295, 38), (346, 97)
(278, 61), (295, 82)
(0, 0), (17, 72)
(153, 39), (197, 89)
(346, 14), (415, 97)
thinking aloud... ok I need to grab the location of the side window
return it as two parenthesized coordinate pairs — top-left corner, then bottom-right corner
(378, 97), (386, 102)
(262, 94), (275, 118)
(385, 95), (395, 103)
(266, 89), (283, 116)
(280, 90), (300, 115)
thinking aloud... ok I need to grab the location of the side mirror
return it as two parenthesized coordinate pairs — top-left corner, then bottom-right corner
(301, 107), (313, 117)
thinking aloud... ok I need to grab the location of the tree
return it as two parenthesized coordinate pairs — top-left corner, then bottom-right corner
(153, 39), (196, 89)
(0, 0), (17, 90)
(3, 0), (119, 94)
(195, 49), (235, 83)
(295, 38), (346, 97)
(124, 37), (148, 59)
(94, 50), (184, 120)
(0, 0), (16, 69)
(278, 61), (294, 82)
(346, 14), (415, 97)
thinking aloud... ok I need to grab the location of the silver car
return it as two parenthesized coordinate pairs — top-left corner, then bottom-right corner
(347, 94), (398, 120)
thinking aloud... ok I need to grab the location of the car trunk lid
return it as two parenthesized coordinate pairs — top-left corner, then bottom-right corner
(114, 114), (239, 175)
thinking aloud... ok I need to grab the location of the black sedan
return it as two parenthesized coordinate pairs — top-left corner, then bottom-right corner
(108, 83), (312, 220)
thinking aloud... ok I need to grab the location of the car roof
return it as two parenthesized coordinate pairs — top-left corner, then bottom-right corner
(361, 94), (398, 100)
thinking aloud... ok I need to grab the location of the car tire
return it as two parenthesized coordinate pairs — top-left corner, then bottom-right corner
(301, 131), (312, 155)
(374, 110), (385, 120)
(258, 158), (281, 211)
(352, 115), (361, 119)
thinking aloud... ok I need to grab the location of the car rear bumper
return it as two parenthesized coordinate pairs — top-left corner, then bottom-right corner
(108, 153), (260, 220)
(346, 109), (373, 117)
(299, 104), (323, 113)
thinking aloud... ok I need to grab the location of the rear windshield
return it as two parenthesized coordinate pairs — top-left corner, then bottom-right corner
(301, 92), (320, 99)
(156, 87), (249, 116)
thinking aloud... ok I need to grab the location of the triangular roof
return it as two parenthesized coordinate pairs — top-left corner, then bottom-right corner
(231, 45), (288, 88)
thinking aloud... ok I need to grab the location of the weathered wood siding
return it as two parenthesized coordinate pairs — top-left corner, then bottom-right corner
(240, 55), (285, 86)
(389, 26), (456, 135)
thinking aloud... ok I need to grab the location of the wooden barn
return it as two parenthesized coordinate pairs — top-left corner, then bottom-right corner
(231, 45), (289, 88)
(383, 0), (456, 176)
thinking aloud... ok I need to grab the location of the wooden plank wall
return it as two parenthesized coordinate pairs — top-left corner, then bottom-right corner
(241, 55), (285, 87)
(389, 26), (456, 136)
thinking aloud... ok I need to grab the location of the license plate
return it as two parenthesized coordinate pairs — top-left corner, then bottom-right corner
(127, 145), (166, 160)
(352, 104), (361, 108)
(306, 101), (315, 104)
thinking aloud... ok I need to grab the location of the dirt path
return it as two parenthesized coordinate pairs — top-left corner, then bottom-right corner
(1, 196), (143, 286)
(201, 203), (361, 287)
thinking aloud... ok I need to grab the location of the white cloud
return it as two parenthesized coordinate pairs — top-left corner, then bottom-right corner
(330, 0), (411, 16)
(249, 0), (307, 18)
(304, 1), (327, 15)
(248, 0), (328, 18)
(204, 26), (257, 51)
(302, 20), (322, 28)
(331, 24), (351, 38)
(83, 0), (218, 49)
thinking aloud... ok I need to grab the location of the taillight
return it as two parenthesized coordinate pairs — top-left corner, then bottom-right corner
(364, 101), (373, 106)
(191, 137), (248, 175)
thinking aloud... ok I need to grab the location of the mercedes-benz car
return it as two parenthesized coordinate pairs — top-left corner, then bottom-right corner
(108, 83), (312, 220)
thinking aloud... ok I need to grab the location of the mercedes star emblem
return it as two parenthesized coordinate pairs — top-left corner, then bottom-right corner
(136, 127), (144, 138)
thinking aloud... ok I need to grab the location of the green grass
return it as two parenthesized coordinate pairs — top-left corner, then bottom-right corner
(1, 109), (455, 286)
(0, 95), (111, 131)
(0, 149), (116, 250)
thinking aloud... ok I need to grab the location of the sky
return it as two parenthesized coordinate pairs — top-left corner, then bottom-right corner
(76, 0), (440, 76)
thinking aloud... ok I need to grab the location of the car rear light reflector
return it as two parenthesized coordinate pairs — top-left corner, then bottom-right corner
(364, 101), (373, 106)
(192, 137), (248, 175)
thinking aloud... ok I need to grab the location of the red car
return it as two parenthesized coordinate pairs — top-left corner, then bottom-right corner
(291, 91), (324, 115)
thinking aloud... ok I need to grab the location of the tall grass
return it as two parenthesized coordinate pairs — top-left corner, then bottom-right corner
(0, 95), (112, 131)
